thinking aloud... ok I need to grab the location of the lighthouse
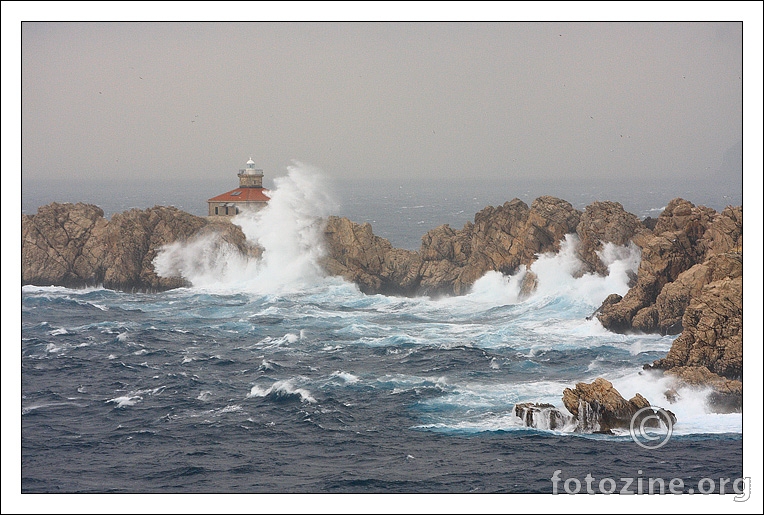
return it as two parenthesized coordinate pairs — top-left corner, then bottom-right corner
(207, 157), (271, 217)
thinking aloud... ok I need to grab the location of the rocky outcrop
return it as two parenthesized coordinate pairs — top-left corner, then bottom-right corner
(320, 216), (422, 295)
(322, 196), (583, 296)
(22, 203), (109, 289)
(515, 378), (676, 433)
(584, 200), (743, 412)
(22, 202), (258, 291)
(561, 378), (675, 433)
(575, 201), (648, 276)
(648, 275), (742, 380)
(595, 199), (742, 334)
(419, 196), (582, 295)
(640, 253), (743, 334)
(322, 197), (666, 298)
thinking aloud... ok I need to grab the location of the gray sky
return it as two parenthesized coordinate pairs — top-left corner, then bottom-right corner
(18, 19), (745, 184)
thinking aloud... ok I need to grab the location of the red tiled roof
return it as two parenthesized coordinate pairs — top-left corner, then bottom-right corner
(207, 188), (270, 203)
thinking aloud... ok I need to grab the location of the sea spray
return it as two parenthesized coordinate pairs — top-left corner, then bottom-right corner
(153, 232), (254, 287)
(458, 234), (640, 311)
(529, 234), (639, 306)
(233, 161), (338, 293)
(154, 161), (338, 293)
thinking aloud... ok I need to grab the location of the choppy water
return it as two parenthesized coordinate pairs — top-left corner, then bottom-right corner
(20, 164), (743, 493)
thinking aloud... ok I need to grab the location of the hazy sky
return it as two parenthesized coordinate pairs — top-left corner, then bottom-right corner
(17, 18), (746, 185)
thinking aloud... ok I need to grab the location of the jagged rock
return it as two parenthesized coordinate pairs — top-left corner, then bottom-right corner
(561, 378), (675, 433)
(22, 203), (257, 292)
(596, 198), (742, 334)
(322, 196), (581, 297)
(649, 275), (742, 380)
(321, 216), (422, 295)
(575, 201), (647, 276)
(641, 216), (658, 231)
(634, 253), (743, 334)
(701, 205), (742, 258)
(22, 202), (109, 288)
(652, 198), (717, 241)
(417, 196), (581, 296)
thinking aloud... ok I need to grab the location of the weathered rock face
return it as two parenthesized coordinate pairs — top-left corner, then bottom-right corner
(649, 275), (742, 380)
(596, 199), (743, 335)
(320, 216), (422, 295)
(22, 203), (109, 288)
(22, 203), (258, 291)
(640, 253), (743, 334)
(575, 201), (648, 276)
(323, 196), (583, 297)
(561, 378), (675, 433)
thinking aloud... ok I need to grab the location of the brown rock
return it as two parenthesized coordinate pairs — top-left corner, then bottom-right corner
(650, 276), (742, 380)
(22, 203), (256, 292)
(637, 253), (743, 334)
(660, 366), (742, 413)
(418, 196), (580, 296)
(562, 378), (674, 433)
(596, 198), (740, 334)
(322, 196), (582, 297)
(701, 205), (743, 258)
(22, 202), (109, 288)
(321, 216), (422, 295)
(575, 201), (647, 276)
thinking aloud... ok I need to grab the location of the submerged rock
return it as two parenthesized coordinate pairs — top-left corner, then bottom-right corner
(514, 378), (676, 434)
(514, 402), (573, 431)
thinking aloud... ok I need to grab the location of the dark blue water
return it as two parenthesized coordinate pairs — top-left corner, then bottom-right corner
(21, 170), (744, 494)
(21, 281), (742, 493)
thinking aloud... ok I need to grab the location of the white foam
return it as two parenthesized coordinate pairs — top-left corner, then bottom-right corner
(530, 234), (638, 307)
(331, 371), (359, 384)
(440, 234), (640, 321)
(246, 378), (316, 403)
(609, 371), (743, 435)
(154, 161), (341, 295)
(107, 395), (143, 408)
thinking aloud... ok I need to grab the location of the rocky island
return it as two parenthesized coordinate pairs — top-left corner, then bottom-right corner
(22, 196), (743, 422)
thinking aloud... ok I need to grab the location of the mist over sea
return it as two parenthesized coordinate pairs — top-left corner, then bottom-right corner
(21, 165), (743, 493)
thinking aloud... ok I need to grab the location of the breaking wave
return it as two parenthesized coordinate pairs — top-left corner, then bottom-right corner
(154, 161), (338, 294)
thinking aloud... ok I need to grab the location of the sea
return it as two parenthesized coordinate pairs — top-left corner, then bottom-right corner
(19, 164), (747, 503)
